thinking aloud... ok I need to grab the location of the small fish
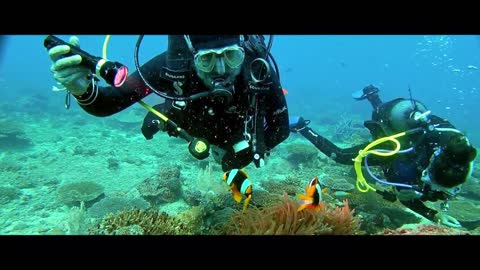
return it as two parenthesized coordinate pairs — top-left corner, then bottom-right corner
(297, 176), (328, 212)
(282, 88), (288, 95)
(223, 169), (252, 211)
(333, 191), (351, 198)
(467, 65), (478, 70)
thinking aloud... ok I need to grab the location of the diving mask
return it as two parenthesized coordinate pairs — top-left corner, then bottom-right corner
(194, 45), (245, 73)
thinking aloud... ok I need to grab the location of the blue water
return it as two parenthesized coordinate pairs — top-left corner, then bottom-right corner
(1, 34), (479, 144)
(1, 35), (479, 235)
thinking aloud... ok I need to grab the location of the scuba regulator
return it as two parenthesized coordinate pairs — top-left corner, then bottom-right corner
(133, 35), (280, 167)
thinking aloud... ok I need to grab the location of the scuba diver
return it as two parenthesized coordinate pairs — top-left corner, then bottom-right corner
(46, 35), (289, 173)
(289, 84), (477, 228)
(47, 35), (290, 211)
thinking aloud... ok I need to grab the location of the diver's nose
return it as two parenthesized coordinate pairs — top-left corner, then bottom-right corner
(214, 57), (226, 75)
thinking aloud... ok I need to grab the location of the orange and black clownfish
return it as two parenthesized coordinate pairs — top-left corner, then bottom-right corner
(297, 176), (328, 212)
(223, 169), (252, 211)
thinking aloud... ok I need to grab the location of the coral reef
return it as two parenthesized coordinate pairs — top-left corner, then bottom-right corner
(320, 177), (355, 192)
(203, 207), (237, 234)
(64, 201), (88, 235)
(249, 190), (284, 208)
(330, 113), (368, 143)
(72, 145), (98, 157)
(285, 143), (319, 167)
(221, 194), (362, 235)
(137, 166), (182, 206)
(442, 200), (480, 222)
(89, 209), (195, 235)
(261, 175), (304, 196)
(0, 158), (23, 173)
(0, 119), (33, 151)
(193, 163), (228, 196)
(183, 189), (203, 206)
(381, 224), (470, 235)
(175, 206), (205, 234)
(200, 192), (240, 215)
(459, 177), (480, 201)
(196, 187), (289, 232)
(0, 186), (21, 205)
(57, 181), (105, 207)
(87, 196), (151, 218)
(321, 200), (362, 234)
(426, 199), (480, 230)
(471, 166), (480, 179)
(346, 191), (421, 233)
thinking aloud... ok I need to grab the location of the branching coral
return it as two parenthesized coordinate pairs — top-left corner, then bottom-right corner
(90, 209), (195, 235)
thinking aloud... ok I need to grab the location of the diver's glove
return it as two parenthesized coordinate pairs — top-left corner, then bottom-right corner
(289, 116), (309, 133)
(435, 212), (462, 228)
(48, 36), (91, 96)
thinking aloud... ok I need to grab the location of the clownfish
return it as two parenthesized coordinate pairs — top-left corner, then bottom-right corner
(223, 169), (252, 211)
(297, 176), (328, 212)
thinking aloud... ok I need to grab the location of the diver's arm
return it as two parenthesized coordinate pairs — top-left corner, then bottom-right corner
(73, 53), (173, 117)
(263, 74), (290, 150)
(400, 199), (438, 221)
(298, 127), (368, 165)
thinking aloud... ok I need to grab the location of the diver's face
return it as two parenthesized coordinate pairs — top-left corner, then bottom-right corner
(193, 45), (244, 90)
(196, 56), (242, 90)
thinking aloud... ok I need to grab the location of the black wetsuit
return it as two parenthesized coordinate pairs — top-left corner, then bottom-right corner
(73, 52), (290, 172)
(298, 98), (459, 221)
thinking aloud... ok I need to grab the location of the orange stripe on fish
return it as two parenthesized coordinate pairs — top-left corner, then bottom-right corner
(297, 176), (327, 212)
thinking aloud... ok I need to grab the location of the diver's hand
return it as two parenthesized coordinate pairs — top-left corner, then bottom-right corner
(48, 36), (91, 95)
(289, 116), (308, 133)
(435, 212), (462, 228)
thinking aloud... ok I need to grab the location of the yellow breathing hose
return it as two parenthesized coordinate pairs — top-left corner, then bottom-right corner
(353, 131), (408, 192)
(102, 35), (111, 59)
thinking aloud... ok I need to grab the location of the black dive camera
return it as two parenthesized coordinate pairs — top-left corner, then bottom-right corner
(44, 35), (128, 87)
